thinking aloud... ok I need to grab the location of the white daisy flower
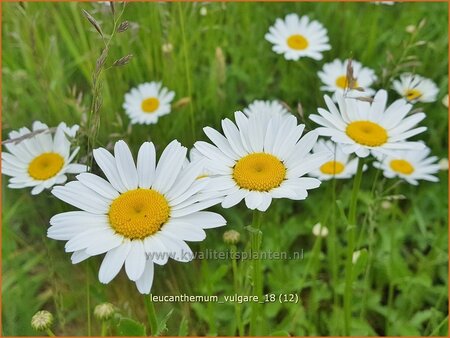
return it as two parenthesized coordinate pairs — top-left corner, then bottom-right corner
(123, 82), (175, 125)
(265, 13), (331, 61)
(309, 90), (427, 158)
(243, 100), (289, 118)
(373, 146), (440, 185)
(194, 112), (331, 212)
(48, 140), (226, 294)
(2, 121), (87, 195)
(392, 73), (439, 103)
(308, 139), (360, 180)
(318, 59), (377, 97)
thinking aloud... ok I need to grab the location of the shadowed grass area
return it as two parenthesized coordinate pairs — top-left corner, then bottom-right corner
(2, 1), (448, 336)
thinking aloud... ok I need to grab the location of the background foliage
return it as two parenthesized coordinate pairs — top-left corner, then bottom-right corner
(2, 1), (448, 336)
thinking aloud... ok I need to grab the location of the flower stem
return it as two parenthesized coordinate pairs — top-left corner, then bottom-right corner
(344, 158), (364, 335)
(144, 295), (158, 336)
(231, 244), (244, 336)
(249, 210), (263, 336)
(101, 321), (108, 337)
(46, 329), (56, 337)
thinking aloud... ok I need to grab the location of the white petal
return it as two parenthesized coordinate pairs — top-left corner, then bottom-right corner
(98, 241), (131, 284)
(114, 140), (138, 190)
(125, 240), (147, 281)
(137, 142), (156, 189)
(135, 259), (154, 294)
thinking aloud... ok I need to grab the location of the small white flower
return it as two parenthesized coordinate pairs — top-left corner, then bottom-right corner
(265, 13), (331, 61)
(373, 145), (440, 185)
(312, 223), (328, 237)
(439, 158), (448, 171)
(2, 121), (86, 195)
(162, 43), (173, 54)
(194, 112), (330, 212)
(442, 94), (448, 108)
(318, 59), (377, 98)
(381, 200), (392, 209)
(123, 82), (175, 125)
(48, 140), (226, 294)
(372, 1), (395, 5)
(392, 73), (439, 103)
(308, 139), (361, 180)
(309, 90), (426, 158)
(243, 100), (289, 118)
(200, 6), (207, 16)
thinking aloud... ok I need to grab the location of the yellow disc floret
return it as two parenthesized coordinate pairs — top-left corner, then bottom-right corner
(405, 89), (422, 101)
(390, 159), (414, 175)
(28, 152), (65, 180)
(141, 97), (160, 113)
(287, 34), (309, 50)
(346, 121), (388, 147)
(320, 161), (345, 175)
(109, 189), (170, 239)
(233, 153), (286, 191)
(335, 75), (358, 89)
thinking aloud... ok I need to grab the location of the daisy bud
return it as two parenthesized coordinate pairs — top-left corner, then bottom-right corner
(200, 7), (207, 16)
(405, 25), (416, 33)
(31, 311), (53, 332)
(439, 158), (449, 171)
(162, 43), (173, 54)
(352, 250), (361, 264)
(381, 200), (392, 210)
(94, 303), (115, 321)
(442, 94), (448, 108)
(223, 230), (240, 245)
(312, 223), (328, 237)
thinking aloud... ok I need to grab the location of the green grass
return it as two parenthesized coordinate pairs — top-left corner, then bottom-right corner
(2, 1), (448, 336)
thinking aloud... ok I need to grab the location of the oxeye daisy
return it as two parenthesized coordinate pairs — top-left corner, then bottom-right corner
(2, 121), (86, 195)
(392, 73), (439, 103)
(309, 90), (427, 158)
(243, 100), (289, 118)
(318, 59), (377, 97)
(48, 140), (226, 294)
(308, 139), (361, 180)
(265, 13), (331, 61)
(194, 112), (330, 212)
(373, 145), (440, 185)
(123, 82), (175, 125)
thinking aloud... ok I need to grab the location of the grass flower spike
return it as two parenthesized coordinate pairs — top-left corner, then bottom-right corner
(265, 13), (331, 61)
(123, 82), (175, 125)
(194, 112), (330, 211)
(392, 73), (439, 103)
(309, 139), (361, 180)
(48, 140), (226, 294)
(309, 90), (427, 158)
(373, 146), (440, 185)
(2, 121), (86, 195)
(318, 59), (377, 97)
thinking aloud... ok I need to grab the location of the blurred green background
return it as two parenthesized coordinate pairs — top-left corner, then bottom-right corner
(2, 1), (448, 336)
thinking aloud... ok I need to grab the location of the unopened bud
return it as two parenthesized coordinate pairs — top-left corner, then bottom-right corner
(223, 230), (240, 245)
(352, 250), (361, 264)
(439, 158), (448, 171)
(94, 303), (115, 321)
(31, 311), (53, 331)
(312, 223), (328, 237)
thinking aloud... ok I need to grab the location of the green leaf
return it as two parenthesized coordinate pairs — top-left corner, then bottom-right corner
(178, 316), (188, 336)
(155, 308), (174, 336)
(115, 317), (146, 336)
(270, 330), (290, 336)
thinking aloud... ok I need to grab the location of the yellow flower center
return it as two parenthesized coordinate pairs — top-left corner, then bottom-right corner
(28, 152), (65, 180)
(108, 189), (170, 239)
(390, 159), (414, 175)
(320, 161), (345, 175)
(287, 34), (309, 50)
(141, 97), (160, 113)
(335, 75), (359, 89)
(346, 121), (388, 147)
(405, 89), (422, 101)
(233, 153), (286, 191)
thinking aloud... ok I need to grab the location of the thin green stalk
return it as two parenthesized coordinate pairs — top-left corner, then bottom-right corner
(249, 210), (263, 336)
(144, 295), (158, 336)
(231, 244), (244, 336)
(86, 264), (92, 336)
(101, 321), (107, 337)
(46, 328), (56, 337)
(344, 159), (364, 335)
(429, 316), (448, 336)
(177, 2), (196, 142)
